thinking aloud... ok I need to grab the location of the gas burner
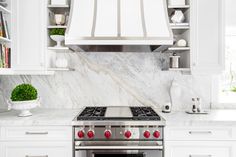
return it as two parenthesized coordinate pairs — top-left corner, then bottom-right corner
(77, 107), (106, 120)
(130, 107), (161, 120)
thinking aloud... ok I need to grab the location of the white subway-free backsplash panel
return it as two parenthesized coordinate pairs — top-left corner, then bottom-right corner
(0, 52), (212, 110)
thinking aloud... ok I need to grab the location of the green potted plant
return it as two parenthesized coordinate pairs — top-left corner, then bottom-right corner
(49, 28), (65, 47)
(8, 84), (40, 117)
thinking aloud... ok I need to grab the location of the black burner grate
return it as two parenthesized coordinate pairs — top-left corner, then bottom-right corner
(130, 107), (161, 120)
(77, 107), (107, 120)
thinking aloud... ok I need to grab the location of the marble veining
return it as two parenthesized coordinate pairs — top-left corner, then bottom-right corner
(0, 52), (212, 110)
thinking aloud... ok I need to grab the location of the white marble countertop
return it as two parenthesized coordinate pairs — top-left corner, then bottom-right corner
(158, 109), (236, 126)
(1, 108), (236, 127)
(0, 109), (81, 126)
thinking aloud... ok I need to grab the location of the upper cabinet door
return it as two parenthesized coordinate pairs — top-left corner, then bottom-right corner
(191, 0), (225, 75)
(12, 0), (46, 71)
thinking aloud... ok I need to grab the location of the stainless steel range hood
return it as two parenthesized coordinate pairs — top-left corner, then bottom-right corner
(65, 0), (173, 52)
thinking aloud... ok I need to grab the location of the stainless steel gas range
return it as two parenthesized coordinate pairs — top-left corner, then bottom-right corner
(72, 106), (165, 157)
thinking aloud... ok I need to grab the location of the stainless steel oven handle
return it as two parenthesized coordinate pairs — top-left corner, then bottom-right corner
(75, 145), (163, 150)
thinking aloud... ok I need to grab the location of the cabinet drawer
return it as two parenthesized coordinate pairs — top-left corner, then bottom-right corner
(1, 141), (72, 157)
(165, 127), (234, 141)
(165, 141), (233, 157)
(2, 126), (72, 141)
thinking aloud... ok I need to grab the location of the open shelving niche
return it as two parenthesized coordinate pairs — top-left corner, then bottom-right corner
(46, 0), (74, 73)
(158, 0), (191, 73)
(0, 0), (12, 75)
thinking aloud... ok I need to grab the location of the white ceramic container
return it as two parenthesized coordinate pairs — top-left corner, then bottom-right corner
(8, 98), (40, 117)
(168, 0), (185, 6)
(55, 14), (66, 25)
(50, 35), (65, 47)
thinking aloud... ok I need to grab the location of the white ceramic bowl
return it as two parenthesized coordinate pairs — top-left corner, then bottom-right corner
(8, 98), (40, 117)
(50, 35), (65, 47)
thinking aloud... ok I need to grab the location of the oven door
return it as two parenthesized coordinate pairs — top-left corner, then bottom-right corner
(74, 141), (163, 157)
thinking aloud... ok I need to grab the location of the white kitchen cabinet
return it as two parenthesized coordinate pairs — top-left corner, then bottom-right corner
(164, 126), (236, 141)
(11, 0), (47, 71)
(191, 0), (225, 75)
(165, 141), (235, 157)
(0, 126), (73, 157)
(0, 142), (72, 157)
(165, 126), (236, 157)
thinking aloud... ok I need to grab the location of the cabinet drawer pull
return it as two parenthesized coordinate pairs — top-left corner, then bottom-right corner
(25, 132), (49, 135)
(189, 155), (212, 157)
(26, 155), (48, 157)
(189, 131), (212, 134)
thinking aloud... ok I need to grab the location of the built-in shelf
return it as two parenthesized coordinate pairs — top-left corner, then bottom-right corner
(0, 68), (14, 75)
(47, 25), (67, 29)
(168, 47), (190, 51)
(47, 67), (75, 71)
(171, 25), (190, 29)
(170, 23), (189, 26)
(168, 5), (190, 9)
(48, 47), (69, 50)
(168, 68), (191, 72)
(47, 5), (69, 8)
(0, 5), (11, 14)
(0, 36), (11, 43)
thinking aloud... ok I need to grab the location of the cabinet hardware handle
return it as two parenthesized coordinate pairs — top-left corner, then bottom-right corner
(25, 132), (48, 135)
(189, 131), (212, 134)
(189, 155), (212, 157)
(26, 155), (48, 157)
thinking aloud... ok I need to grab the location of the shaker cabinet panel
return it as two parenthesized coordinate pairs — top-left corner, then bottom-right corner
(1, 142), (72, 157)
(12, 0), (47, 71)
(191, 0), (225, 75)
(165, 141), (234, 157)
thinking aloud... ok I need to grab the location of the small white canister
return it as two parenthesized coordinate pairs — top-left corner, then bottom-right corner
(168, 0), (186, 6)
(170, 53), (180, 68)
(51, 0), (68, 5)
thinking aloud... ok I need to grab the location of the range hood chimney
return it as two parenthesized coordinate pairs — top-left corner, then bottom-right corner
(65, 0), (173, 52)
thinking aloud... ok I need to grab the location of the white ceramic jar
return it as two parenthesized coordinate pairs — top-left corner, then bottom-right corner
(168, 0), (185, 6)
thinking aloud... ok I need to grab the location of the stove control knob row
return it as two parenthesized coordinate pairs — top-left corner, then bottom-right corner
(104, 130), (112, 139)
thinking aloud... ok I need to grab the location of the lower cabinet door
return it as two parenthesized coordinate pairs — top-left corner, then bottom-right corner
(1, 141), (72, 157)
(165, 141), (235, 157)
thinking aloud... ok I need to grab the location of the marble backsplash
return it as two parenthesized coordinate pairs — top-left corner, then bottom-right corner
(0, 52), (212, 110)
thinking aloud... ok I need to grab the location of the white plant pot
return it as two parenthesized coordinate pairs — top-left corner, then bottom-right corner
(50, 35), (65, 47)
(51, 0), (68, 5)
(7, 99), (40, 117)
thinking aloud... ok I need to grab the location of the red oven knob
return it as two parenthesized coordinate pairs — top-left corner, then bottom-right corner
(124, 130), (132, 139)
(77, 130), (85, 138)
(87, 130), (95, 138)
(153, 130), (160, 138)
(104, 130), (112, 139)
(143, 130), (151, 138)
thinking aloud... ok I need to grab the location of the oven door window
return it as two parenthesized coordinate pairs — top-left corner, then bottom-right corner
(75, 150), (163, 157)
(95, 153), (144, 157)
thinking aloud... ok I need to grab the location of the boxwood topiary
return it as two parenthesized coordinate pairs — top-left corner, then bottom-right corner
(49, 28), (65, 36)
(11, 84), (38, 101)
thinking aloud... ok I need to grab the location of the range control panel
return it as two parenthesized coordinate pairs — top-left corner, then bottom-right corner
(74, 126), (163, 141)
